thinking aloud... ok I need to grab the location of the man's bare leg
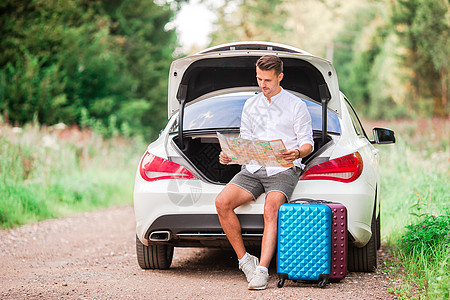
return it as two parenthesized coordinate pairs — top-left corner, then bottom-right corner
(247, 191), (285, 290)
(258, 191), (286, 268)
(215, 184), (254, 259)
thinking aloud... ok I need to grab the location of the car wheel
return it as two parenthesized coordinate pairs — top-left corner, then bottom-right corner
(136, 235), (174, 269)
(348, 213), (377, 272)
(376, 213), (381, 250)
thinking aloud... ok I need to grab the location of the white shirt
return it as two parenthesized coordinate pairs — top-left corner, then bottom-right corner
(240, 88), (314, 176)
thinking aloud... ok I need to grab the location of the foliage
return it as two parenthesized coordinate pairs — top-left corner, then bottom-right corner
(207, 0), (449, 118)
(0, 0), (181, 140)
(402, 214), (450, 253)
(390, 209), (450, 299)
(209, 0), (289, 45)
(391, 0), (450, 117)
(373, 118), (450, 299)
(1, 0), (447, 134)
(0, 122), (143, 229)
(207, 0), (360, 57)
(333, 4), (393, 118)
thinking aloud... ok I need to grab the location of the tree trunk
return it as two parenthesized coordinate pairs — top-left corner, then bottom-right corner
(440, 69), (448, 117)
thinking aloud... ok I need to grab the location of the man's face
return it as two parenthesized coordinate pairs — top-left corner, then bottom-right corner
(256, 67), (283, 99)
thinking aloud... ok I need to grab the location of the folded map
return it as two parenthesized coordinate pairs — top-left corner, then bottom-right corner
(217, 132), (294, 168)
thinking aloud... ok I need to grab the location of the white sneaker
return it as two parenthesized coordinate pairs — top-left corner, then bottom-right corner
(248, 269), (269, 290)
(238, 254), (259, 282)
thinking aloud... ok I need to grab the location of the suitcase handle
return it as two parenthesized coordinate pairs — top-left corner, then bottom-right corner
(289, 198), (333, 204)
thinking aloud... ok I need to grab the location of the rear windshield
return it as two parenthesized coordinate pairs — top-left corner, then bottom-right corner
(183, 93), (341, 133)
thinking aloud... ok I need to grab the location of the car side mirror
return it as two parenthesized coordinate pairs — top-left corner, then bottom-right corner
(371, 127), (395, 144)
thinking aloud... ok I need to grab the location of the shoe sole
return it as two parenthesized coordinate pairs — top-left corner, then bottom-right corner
(248, 284), (268, 290)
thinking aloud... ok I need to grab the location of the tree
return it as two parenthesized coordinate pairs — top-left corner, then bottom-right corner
(209, 0), (289, 45)
(0, 0), (183, 138)
(102, 0), (181, 136)
(391, 0), (449, 116)
(206, 0), (449, 118)
(208, 0), (364, 57)
(332, 3), (407, 119)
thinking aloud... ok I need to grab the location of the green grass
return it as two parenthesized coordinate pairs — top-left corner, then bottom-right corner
(0, 122), (143, 228)
(372, 118), (450, 299)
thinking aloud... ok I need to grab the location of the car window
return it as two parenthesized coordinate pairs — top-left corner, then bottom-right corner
(182, 93), (341, 133)
(184, 95), (247, 130)
(303, 101), (341, 133)
(344, 98), (367, 137)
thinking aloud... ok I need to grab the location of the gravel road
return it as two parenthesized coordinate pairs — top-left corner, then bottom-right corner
(0, 206), (396, 299)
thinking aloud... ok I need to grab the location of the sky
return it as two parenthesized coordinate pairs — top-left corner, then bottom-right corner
(173, 1), (216, 52)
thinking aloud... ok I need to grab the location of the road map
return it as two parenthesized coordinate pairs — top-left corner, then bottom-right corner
(217, 132), (294, 168)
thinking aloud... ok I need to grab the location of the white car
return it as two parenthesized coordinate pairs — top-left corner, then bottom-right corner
(133, 41), (395, 272)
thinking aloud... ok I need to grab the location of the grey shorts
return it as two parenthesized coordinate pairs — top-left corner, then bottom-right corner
(229, 166), (302, 201)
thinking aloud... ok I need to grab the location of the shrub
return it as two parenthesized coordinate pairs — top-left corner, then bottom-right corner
(402, 214), (450, 253)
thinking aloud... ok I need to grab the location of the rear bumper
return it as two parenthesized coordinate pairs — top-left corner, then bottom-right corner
(133, 176), (266, 247)
(134, 176), (376, 248)
(143, 214), (263, 248)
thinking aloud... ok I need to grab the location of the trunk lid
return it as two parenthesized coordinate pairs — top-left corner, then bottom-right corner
(168, 41), (341, 117)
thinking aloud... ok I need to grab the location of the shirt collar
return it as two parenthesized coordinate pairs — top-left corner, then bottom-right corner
(262, 87), (284, 103)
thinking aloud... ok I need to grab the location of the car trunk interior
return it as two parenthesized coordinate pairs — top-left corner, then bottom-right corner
(174, 56), (333, 152)
(171, 49), (335, 184)
(172, 132), (333, 184)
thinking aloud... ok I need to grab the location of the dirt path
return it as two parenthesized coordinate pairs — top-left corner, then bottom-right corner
(0, 206), (396, 299)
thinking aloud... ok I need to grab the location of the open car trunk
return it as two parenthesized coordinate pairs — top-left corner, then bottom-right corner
(168, 42), (341, 183)
(172, 132), (333, 184)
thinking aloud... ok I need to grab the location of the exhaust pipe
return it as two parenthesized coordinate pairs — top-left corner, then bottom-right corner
(149, 231), (172, 242)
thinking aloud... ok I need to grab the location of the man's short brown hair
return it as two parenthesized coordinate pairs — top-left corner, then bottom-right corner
(256, 55), (283, 76)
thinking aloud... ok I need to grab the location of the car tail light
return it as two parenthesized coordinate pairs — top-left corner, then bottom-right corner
(300, 152), (363, 183)
(139, 152), (196, 182)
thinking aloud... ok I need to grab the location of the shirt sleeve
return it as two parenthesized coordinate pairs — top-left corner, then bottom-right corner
(294, 101), (314, 150)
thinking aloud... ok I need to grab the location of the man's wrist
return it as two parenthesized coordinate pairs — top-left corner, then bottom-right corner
(296, 149), (301, 159)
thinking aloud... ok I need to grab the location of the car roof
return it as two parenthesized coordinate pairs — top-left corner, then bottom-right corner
(168, 41), (341, 118)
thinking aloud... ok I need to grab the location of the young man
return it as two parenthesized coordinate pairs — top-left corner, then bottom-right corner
(215, 55), (314, 290)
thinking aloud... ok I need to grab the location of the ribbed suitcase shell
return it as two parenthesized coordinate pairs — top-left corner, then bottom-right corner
(327, 203), (348, 281)
(277, 203), (331, 288)
(289, 199), (348, 281)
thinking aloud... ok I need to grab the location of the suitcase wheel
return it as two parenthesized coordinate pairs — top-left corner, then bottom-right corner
(277, 278), (285, 288)
(318, 279), (327, 288)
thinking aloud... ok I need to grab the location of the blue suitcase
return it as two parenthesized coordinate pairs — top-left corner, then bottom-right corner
(277, 203), (332, 288)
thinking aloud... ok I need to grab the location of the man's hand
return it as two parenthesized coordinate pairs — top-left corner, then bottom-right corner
(219, 151), (232, 165)
(281, 149), (299, 162)
(281, 144), (314, 162)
